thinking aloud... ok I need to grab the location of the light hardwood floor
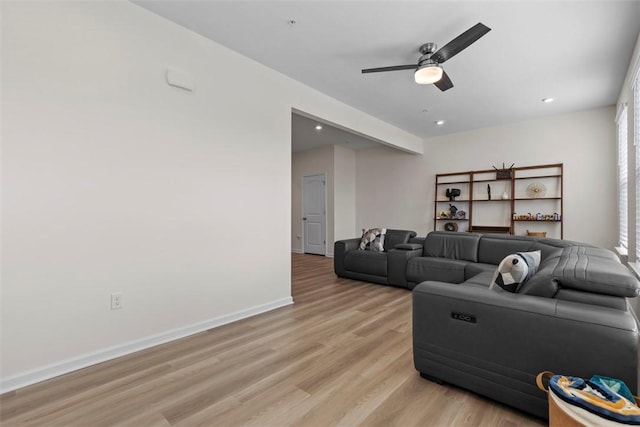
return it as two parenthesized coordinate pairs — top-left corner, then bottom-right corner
(0, 254), (545, 426)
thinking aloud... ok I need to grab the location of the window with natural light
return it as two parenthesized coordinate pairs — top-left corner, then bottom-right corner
(618, 104), (628, 248)
(634, 75), (640, 260)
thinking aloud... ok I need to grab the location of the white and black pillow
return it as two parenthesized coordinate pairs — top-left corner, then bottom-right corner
(490, 250), (541, 293)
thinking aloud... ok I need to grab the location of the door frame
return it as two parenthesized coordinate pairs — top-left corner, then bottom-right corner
(301, 172), (327, 256)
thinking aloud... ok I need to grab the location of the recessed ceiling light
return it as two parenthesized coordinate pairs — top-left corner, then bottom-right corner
(288, 19), (297, 26)
(435, 120), (445, 126)
(315, 124), (322, 131)
(542, 97), (555, 103)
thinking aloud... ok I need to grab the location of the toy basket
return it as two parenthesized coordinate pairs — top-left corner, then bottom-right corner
(536, 371), (640, 426)
(526, 230), (546, 237)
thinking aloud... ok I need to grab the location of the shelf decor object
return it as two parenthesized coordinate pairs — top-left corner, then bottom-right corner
(446, 188), (461, 201)
(433, 163), (563, 238)
(526, 182), (547, 198)
(444, 222), (458, 231)
(493, 162), (514, 180)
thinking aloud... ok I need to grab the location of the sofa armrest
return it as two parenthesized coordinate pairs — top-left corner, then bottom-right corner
(387, 247), (423, 288)
(413, 281), (639, 395)
(409, 236), (425, 246)
(334, 238), (361, 277)
(395, 243), (423, 251)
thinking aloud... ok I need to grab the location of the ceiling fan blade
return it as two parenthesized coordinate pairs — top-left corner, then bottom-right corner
(431, 23), (491, 64)
(434, 70), (453, 91)
(361, 64), (416, 74)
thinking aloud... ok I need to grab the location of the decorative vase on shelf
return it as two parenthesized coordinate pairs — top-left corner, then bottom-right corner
(501, 191), (509, 200)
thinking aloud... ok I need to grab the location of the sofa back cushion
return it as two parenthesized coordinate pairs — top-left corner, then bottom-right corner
(477, 235), (536, 265)
(407, 257), (467, 284)
(383, 229), (417, 252)
(423, 231), (481, 262)
(477, 234), (566, 265)
(531, 238), (574, 260)
(518, 254), (561, 297)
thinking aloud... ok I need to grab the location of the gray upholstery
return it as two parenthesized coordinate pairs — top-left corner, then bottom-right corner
(344, 250), (387, 277)
(423, 231), (480, 262)
(395, 243), (423, 250)
(517, 254), (561, 298)
(407, 257), (467, 285)
(413, 281), (639, 420)
(555, 288), (628, 310)
(464, 262), (496, 280)
(388, 246), (423, 288)
(408, 232), (640, 421)
(384, 230), (418, 252)
(477, 234), (535, 265)
(333, 229), (417, 284)
(554, 246), (639, 297)
(461, 271), (494, 288)
(336, 229), (640, 419)
(333, 238), (360, 278)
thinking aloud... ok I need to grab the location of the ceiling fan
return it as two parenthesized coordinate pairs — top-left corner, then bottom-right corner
(361, 23), (491, 91)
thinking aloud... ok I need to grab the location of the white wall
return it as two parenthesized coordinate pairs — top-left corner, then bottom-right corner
(356, 146), (430, 233)
(0, 1), (420, 391)
(333, 145), (356, 241)
(356, 106), (617, 249)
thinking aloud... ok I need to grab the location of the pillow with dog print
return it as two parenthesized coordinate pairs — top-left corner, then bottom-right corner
(490, 250), (541, 293)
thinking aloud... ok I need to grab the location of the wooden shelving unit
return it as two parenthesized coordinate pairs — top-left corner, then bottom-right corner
(434, 163), (563, 238)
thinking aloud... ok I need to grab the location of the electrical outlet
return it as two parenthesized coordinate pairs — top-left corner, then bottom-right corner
(111, 292), (123, 310)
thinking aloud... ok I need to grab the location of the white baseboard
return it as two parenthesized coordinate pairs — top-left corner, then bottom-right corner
(0, 297), (293, 393)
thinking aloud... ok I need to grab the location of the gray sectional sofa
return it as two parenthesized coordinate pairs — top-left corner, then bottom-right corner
(333, 230), (640, 420)
(333, 229), (417, 285)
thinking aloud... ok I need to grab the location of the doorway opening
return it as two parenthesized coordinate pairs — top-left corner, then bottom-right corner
(301, 173), (327, 256)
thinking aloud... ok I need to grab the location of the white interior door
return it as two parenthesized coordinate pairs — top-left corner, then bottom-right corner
(302, 174), (326, 255)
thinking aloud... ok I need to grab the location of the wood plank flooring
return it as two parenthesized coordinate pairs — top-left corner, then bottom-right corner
(0, 254), (545, 426)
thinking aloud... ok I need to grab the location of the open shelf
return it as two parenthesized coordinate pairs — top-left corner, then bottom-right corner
(433, 163), (563, 238)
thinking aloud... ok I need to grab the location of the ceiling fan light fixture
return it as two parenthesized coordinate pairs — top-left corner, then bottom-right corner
(414, 64), (443, 85)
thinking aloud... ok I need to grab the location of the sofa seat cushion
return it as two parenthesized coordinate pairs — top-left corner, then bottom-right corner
(407, 257), (467, 284)
(465, 262), (496, 280)
(477, 235), (536, 265)
(344, 250), (387, 277)
(463, 271), (494, 288)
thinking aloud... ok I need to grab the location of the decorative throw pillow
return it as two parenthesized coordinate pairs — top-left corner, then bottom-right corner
(490, 250), (541, 293)
(359, 228), (387, 251)
(369, 228), (387, 252)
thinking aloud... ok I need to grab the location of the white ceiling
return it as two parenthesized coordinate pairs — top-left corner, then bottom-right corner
(291, 112), (381, 153)
(134, 0), (640, 151)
